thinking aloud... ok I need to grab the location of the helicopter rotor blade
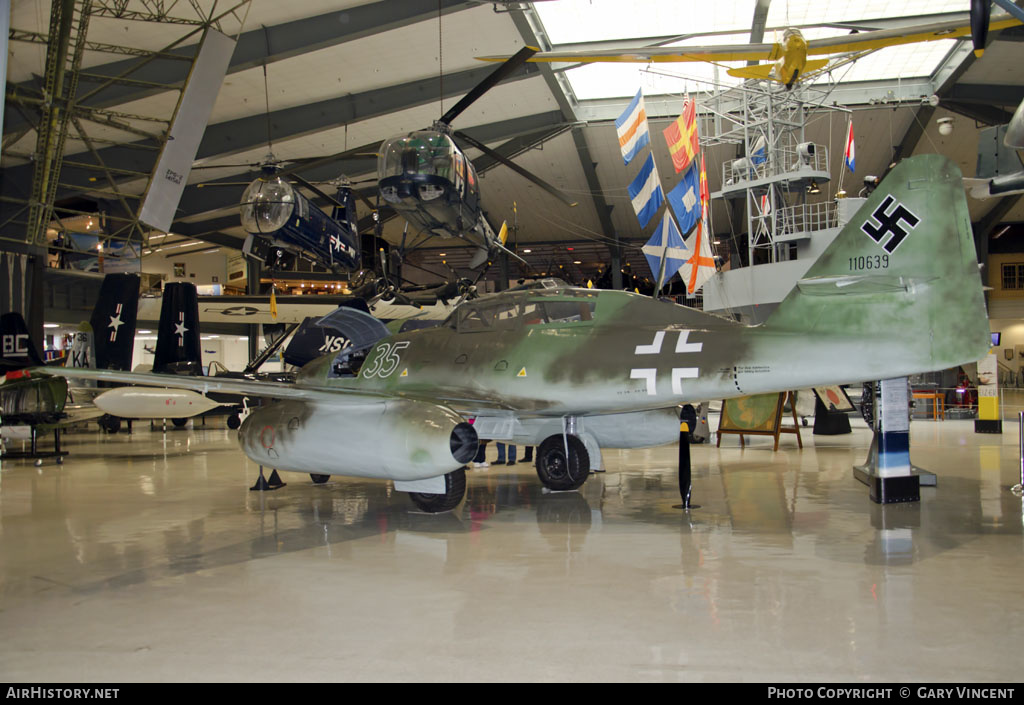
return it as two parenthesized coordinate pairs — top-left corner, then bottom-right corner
(274, 143), (379, 179)
(439, 45), (538, 126)
(190, 162), (261, 170)
(453, 130), (577, 207)
(291, 172), (348, 210)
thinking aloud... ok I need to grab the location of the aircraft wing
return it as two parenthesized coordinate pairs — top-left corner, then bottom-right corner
(478, 41), (780, 64)
(139, 294), (455, 325)
(38, 366), (519, 413)
(803, 14), (1020, 56)
(478, 13), (1020, 64)
(37, 367), (389, 406)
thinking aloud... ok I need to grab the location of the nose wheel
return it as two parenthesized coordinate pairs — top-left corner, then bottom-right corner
(535, 435), (590, 491)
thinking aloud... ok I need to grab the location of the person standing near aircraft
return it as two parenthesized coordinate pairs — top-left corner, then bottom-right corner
(495, 442), (517, 466)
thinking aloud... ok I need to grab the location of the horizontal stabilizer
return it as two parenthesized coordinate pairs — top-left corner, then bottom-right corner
(726, 59), (829, 82)
(796, 274), (928, 296)
(962, 177), (992, 199)
(726, 64), (775, 80)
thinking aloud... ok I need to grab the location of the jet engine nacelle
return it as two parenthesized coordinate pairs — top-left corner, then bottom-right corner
(238, 398), (478, 481)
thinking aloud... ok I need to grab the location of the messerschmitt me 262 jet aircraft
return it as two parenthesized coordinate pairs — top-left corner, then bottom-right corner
(45, 156), (990, 513)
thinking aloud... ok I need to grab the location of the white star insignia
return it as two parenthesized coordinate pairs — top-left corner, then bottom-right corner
(108, 313), (124, 336)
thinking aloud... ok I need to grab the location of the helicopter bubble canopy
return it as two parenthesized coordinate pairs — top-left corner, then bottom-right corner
(239, 176), (296, 234)
(378, 130), (459, 183)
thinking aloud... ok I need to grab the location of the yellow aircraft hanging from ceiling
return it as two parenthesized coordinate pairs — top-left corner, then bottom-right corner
(478, 12), (1022, 89)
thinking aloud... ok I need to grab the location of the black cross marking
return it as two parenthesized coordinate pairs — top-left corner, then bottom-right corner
(860, 195), (920, 253)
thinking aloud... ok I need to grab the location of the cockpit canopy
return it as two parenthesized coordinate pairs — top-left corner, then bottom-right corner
(239, 176), (296, 234)
(444, 288), (600, 333)
(378, 130), (460, 180)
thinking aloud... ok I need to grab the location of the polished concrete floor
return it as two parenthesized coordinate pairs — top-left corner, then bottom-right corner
(1, 414), (1022, 682)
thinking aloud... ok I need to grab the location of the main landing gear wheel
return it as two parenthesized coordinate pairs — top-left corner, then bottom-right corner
(172, 417), (188, 428)
(310, 473), (330, 484)
(408, 467), (466, 513)
(226, 414), (241, 430)
(535, 435), (590, 491)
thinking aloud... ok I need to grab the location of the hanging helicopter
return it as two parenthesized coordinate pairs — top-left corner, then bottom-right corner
(236, 160), (362, 273)
(376, 46), (577, 268)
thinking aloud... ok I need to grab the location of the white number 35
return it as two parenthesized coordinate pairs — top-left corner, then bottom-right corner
(361, 341), (410, 378)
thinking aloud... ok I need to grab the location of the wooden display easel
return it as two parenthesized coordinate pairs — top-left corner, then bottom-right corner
(716, 391), (803, 451)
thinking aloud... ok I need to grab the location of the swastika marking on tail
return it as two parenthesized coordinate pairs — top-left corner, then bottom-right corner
(860, 195), (920, 254)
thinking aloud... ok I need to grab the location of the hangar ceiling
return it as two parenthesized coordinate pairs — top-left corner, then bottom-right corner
(2, 0), (1023, 285)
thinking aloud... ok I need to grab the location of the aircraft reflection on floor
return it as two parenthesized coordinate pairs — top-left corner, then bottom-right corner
(3, 424), (1023, 599)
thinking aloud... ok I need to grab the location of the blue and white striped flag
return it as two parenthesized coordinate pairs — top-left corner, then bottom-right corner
(615, 90), (651, 166)
(628, 153), (663, 229)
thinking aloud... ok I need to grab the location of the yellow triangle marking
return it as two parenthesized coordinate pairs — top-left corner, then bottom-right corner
(400, 368), (408, 377)
(517, 367), (527, 377)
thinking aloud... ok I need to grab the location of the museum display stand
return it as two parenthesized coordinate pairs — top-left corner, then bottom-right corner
(854, 378), (934, 503)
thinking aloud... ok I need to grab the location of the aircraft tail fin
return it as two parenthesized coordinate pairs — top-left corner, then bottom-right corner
(282, 301), (376, 368)
(153, 282), (203, 375)
(764, 154), (990, 371)
(66, 322), (96, 378)
(0, 312), (46, 371)
(89, 272), (140, 370)
(976, 125), (1023, 179)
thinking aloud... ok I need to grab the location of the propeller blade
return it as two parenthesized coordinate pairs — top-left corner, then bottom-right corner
(439, 45), (538, 126)
(970, 0), (991, 56)
(454, 130), (578, 207)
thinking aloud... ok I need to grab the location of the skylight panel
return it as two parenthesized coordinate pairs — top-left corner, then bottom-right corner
(764, 0), (967, 26)
(535, 0), (755, 45)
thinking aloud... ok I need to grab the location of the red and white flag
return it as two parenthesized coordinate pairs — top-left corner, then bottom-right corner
(844, 120), (855, 174)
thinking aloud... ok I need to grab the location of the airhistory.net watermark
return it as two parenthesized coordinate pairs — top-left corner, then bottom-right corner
(5, 688), (119, 700)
